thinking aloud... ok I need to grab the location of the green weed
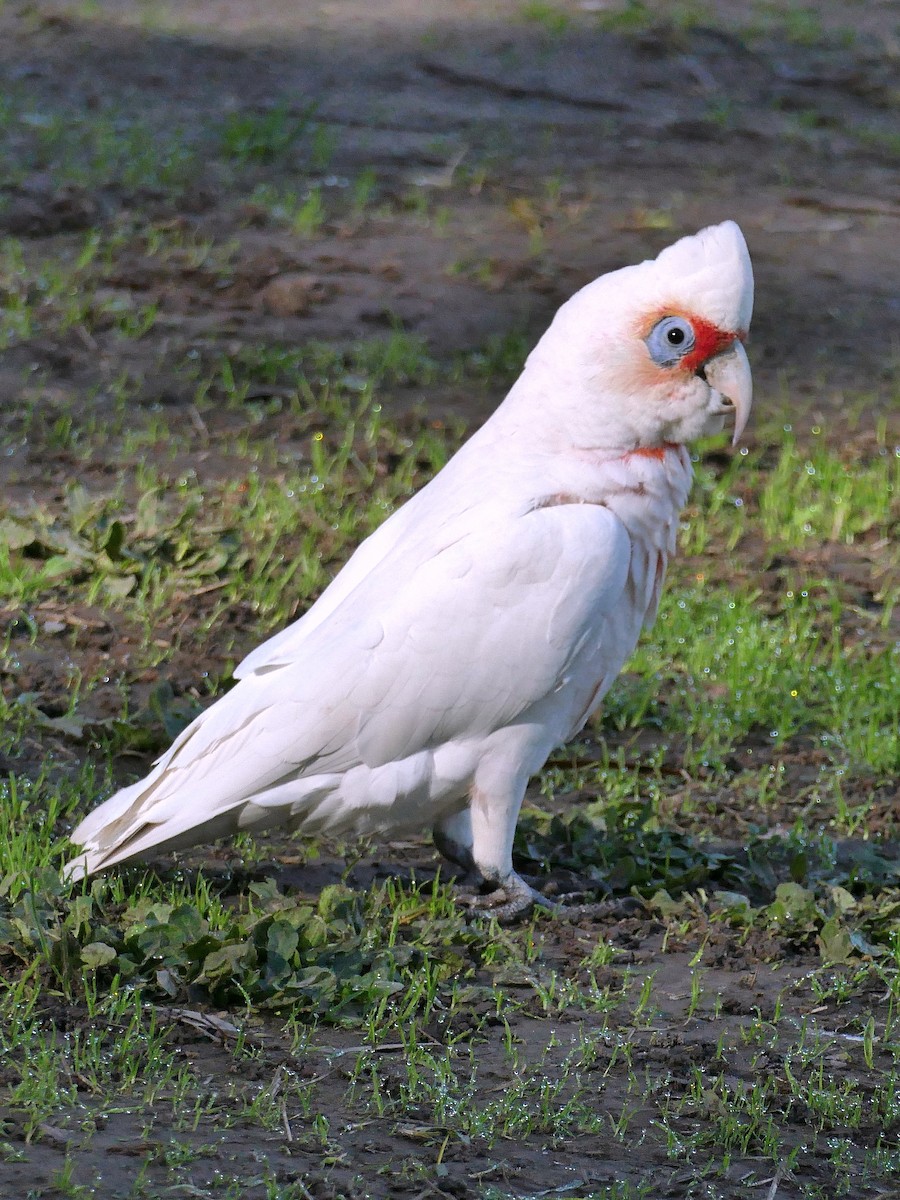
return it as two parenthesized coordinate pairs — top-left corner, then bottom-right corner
(219, 102), (318, 165)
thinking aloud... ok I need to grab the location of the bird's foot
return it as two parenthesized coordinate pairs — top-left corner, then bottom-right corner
(456, 871), (553, 923)
(536, 880), (645, 920)
(457, 872), (644, 924)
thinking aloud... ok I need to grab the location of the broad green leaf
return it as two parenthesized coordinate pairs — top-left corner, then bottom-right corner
(81, 941), (118, 968)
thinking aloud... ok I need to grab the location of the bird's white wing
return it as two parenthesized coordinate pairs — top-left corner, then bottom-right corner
(346, 502), (631, 766)
(233, 423), (505, 680)
(232, 497), (418, 679)
(71, 502), (630, 860)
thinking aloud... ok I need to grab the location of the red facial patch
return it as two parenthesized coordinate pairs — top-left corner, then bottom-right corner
(638, 307), (745, 374)
(679, 316), (741, 373)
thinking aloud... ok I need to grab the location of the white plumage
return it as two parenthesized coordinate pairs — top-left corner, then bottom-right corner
(67, 221), (754, 917)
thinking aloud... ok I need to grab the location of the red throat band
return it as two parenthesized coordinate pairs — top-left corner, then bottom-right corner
(629, 442), (681, 461)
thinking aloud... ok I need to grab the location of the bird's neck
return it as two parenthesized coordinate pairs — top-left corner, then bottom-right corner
(595, 444), (693, 556)
(455, 365), (696, 557)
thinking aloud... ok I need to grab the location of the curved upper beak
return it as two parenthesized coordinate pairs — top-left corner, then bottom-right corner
(704, 340), (753, 445)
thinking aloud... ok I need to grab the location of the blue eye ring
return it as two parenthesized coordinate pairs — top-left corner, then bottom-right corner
(645, 315), (696, 367)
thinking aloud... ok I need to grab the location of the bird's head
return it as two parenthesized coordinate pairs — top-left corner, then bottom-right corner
(528, 220), (754, 451)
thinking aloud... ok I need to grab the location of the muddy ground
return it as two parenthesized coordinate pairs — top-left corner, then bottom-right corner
(0, 0), (897, 425)
(0, 1), (898, 1197)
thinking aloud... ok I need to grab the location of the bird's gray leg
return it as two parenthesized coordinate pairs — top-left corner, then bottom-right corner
(460, 770), (553, 923)
(434, 806), (545, 897)
(444, 771), (644, 925)
(433, 808), (479, 876)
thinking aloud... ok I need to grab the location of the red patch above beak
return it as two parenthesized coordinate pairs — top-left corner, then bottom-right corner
(680, 317), (742, 374)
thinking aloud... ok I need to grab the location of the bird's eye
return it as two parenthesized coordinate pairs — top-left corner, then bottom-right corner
(645, 316), (696, 367)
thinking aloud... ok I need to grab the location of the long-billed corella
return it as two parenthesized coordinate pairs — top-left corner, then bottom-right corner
(67, 221), (753, 919)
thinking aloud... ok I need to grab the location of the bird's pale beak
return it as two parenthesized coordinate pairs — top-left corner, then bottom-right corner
(704, 340), (753, 445)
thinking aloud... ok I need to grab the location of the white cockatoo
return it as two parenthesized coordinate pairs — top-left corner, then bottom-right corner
(66, 221), (753, 918)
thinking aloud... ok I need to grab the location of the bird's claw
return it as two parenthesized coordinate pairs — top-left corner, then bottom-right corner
(456, 873), (552, 923)
(457, 873), (643, 924)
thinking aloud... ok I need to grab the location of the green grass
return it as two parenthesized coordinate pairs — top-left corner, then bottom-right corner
(0, 233), (158, 350)
(0, 95), (200, 194)
(219, 102), (320, 166)
(2, 355), (898, 1192)
(0, 36), (897, 1190)
(628, 583), (899, 771)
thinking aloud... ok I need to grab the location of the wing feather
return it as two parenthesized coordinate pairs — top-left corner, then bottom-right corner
(70, 502), (630, 868)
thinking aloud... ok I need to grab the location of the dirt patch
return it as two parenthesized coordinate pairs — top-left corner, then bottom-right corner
(0, 0), (897, 432)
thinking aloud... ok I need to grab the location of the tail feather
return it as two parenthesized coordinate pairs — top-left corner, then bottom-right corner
(65, 764), (349, 881)
(65, 806), (247, 881)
